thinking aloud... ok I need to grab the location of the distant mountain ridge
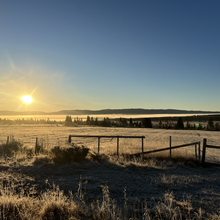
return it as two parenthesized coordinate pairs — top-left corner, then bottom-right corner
(0, 109), (220, 116)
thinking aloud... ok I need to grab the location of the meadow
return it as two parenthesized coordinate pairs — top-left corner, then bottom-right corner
(0, 124), (220, 219)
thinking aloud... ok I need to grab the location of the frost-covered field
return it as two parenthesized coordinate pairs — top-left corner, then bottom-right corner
(0, 124), (220, 162)
(1, 124), (220, 219)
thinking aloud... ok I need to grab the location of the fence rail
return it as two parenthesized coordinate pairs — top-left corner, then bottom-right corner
(202, 138), (220, 166)
(68, 135), (145, 159)
(68, 135), (201, 162)
(133, 136), (200, 160)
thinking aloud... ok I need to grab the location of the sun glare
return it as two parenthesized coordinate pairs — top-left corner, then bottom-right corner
(21, 95), (33, 104)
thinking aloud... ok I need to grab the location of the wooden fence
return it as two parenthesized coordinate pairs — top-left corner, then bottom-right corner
(68, 135), (145, 159)
(132, 136), (200, 161)
(202, 138), (220, 166)
(68, 135), (201, 161)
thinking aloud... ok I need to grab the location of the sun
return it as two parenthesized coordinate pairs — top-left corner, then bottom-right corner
(21, 95), (33, 104)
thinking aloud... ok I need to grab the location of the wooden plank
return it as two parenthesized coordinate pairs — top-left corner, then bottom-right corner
(68, 135), (71, 143)
(206, 144), (220, 149)
(202, 138), (207, 163)
(98, 137), (100, 154)
(171, 142), (199, 149)
(198, 142), (201, 162)
(117, 137), (119, 156)
(142, 137), (144, 161)
(169, 136), (172, 157)
(69, 135), (145, 139)
(195, 144), (197, 160)
(133, 142), (200, 156)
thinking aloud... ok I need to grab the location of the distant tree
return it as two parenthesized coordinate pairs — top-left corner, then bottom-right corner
(65, 116), (72, 122)
(87, 116), (90, 124)
(142, 118), (152, 128)
(65, 116), (72, 126)
(177, 117), (184, 129)
(129, 118), (133, 126)
(207, 118), (214, 130)
(215, 122), (220, 131)
(102, 117), (111, 127)
(95, 117), (98, 125)
(197, 123), (203, 130)
(186, 121), (191, 129)
(90, 117), (94, 125)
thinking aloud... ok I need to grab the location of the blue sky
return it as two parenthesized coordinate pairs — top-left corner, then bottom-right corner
(0, 0), (220, 112)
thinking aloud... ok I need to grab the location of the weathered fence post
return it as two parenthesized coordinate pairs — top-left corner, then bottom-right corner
(169, 136), (172, 157)
(198, 141), (201, 162)
(36, 137), (38, 146)
(35, 137), (38, 155)
(195, 143), (197, 160)
(98, 137), (100, 154)
(202, 138), (207, 164)
(117, 136), (119, 156)
(7, 136), (9, 144)
(142, 136), (144, 162)
(68, 135), (71, 144)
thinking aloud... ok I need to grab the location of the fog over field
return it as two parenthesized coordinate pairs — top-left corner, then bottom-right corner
(1, 113), (220, 121)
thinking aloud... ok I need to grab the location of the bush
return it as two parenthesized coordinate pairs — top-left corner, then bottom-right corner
(51, 144), (89, 164)
(0, 136), (23, 156)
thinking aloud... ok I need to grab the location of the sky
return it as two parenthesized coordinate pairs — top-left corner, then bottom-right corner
(0, 0), (220, 112)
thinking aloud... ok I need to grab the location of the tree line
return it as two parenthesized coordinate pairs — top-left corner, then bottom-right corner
(65, 115), (220, 131)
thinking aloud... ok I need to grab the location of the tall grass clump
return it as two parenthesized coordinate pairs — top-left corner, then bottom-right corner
(0, 181), (208, 220)
(51, 143), (89, 164)
(0, 136), (23, 157)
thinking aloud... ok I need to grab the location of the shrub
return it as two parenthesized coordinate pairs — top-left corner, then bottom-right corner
(51, 144), (89, 164)
(0, 136), (23, 156)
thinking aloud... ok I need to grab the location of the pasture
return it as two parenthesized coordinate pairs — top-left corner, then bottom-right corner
(0, 124), (220, 219)
(1, 124), (220, 161)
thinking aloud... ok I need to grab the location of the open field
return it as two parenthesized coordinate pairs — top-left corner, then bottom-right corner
(1, 124), (220, 219)
(0, 124), (220, 162)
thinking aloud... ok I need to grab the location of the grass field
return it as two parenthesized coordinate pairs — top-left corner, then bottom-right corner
(0, 124), (220, 161)
(0, 124), (220, 219)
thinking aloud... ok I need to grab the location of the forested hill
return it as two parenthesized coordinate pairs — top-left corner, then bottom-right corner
(0, 109), (220, 115)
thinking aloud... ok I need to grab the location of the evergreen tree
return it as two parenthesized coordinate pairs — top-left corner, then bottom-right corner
(186, 121), (190, 129)
(129, 118), (133, 126)
(215, 122), (220, 131)
(65, 116), (72, 126)
(142, 118), (152, 128)
(177, 117), (184, 129)
(208, 117), (214, 130)
(86, 116), (90, 124)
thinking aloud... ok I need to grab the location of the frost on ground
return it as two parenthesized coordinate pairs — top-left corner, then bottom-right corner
(1, 154), (220, 219)
(0, 125), (220, 219)
(0, 124), (220, 161)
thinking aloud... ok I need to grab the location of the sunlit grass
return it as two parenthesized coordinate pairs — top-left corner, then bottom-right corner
(1, 130), (220, 219)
